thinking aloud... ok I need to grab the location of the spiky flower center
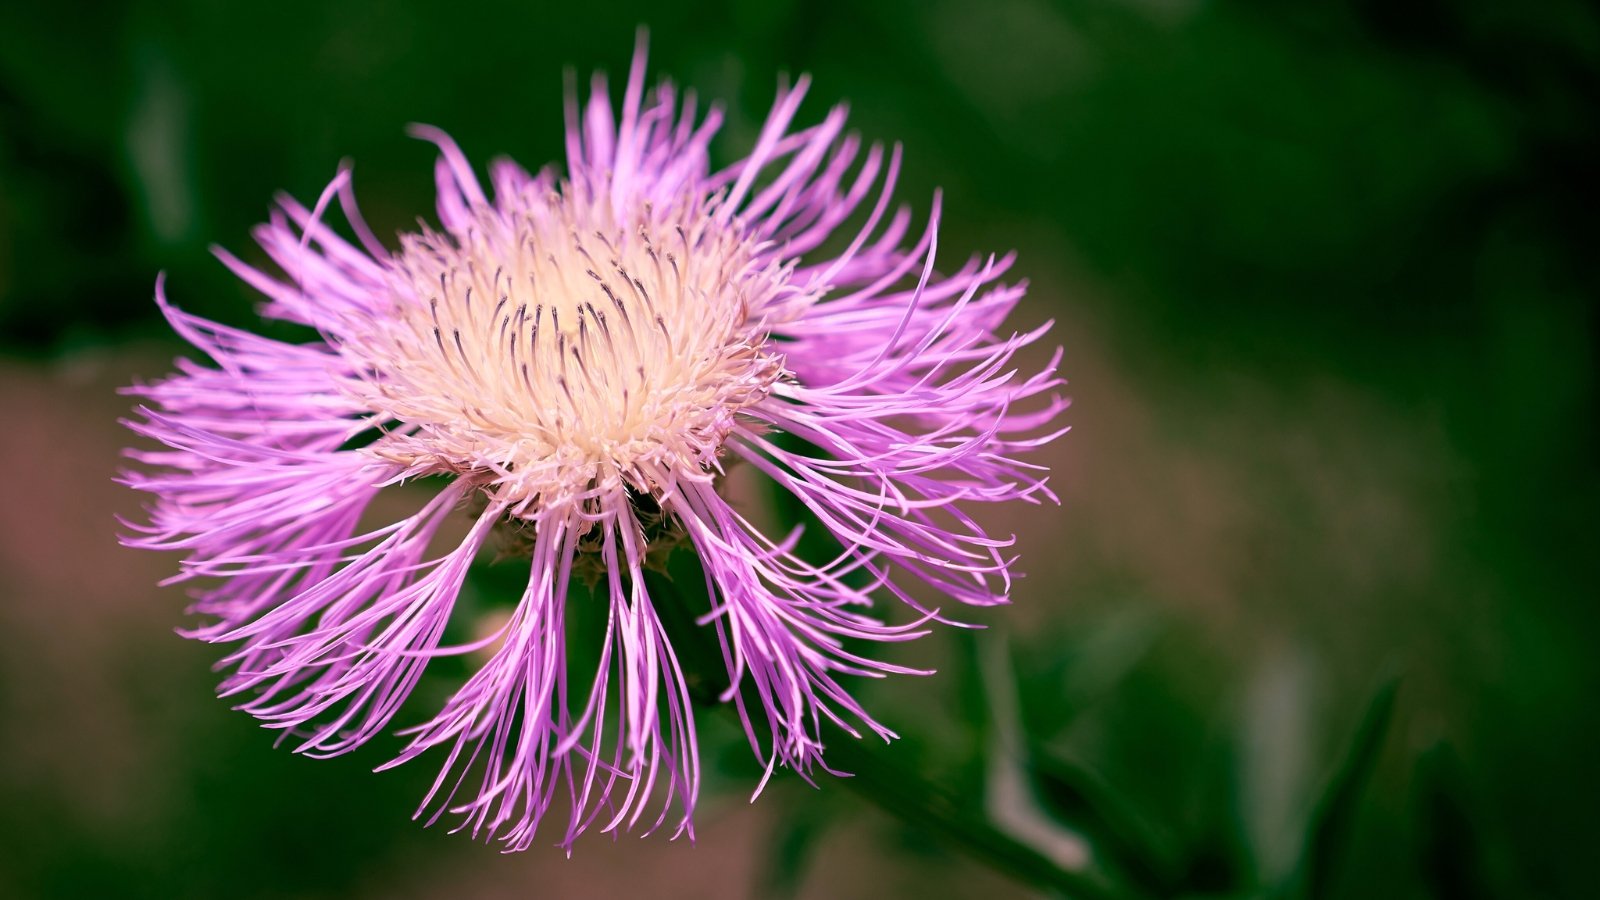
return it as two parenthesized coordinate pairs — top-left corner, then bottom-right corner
(340, 183), (791, 515)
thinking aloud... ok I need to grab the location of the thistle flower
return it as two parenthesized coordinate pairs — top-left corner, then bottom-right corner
(122, 35), (1066, 851)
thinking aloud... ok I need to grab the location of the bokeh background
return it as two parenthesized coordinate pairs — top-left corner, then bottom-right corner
(2, 1), (1596, 898)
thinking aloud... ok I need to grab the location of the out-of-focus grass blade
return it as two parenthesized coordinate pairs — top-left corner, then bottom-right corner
(980, 634), (1095, 876)
(1029, 754), (1184, 897)
(1292, 676), (1400, 899)
(1239, 646), (1317, 887)
(981, 632), (1183, 897)
(822, 734), (1142, 900)
(1413, 742), (1502, 900)
(645, 558), (1139, 899)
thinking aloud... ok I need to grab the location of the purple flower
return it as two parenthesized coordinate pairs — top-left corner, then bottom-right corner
(121, 35), (1066, 851)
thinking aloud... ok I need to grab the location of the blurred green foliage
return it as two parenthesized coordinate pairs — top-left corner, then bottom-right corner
(1, 1), (1596, 898)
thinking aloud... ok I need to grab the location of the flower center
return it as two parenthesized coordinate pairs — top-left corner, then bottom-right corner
(341, 183), (791, 515)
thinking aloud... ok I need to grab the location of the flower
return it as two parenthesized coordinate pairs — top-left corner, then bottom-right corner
(121, 34), (1066, 852)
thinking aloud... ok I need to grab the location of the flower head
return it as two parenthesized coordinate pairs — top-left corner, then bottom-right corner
(122, 35), (1066, 851)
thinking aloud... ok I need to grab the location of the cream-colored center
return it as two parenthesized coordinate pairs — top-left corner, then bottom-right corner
(341, 186), (791, 515)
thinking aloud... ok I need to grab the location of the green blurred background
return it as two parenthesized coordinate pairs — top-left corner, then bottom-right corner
(1, 1), (1595, 897)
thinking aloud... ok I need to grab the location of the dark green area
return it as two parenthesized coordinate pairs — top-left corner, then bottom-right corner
(2, 1), (1595, 897)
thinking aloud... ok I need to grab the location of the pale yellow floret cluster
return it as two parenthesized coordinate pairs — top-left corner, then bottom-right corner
(340, 183), (798, 516)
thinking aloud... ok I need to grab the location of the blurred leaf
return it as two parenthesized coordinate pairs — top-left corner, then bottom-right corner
(1412, 742), (1503, 900)
(1291, 676), (1400, 899)
(1239, 645), (1318, 886)
(986, 631), (1192, 897)
(980, 635), (1097, 876)
(644, 559), (1137, 899)
(1029, 754), (1185, 897)
(823, 733), (1139, 900)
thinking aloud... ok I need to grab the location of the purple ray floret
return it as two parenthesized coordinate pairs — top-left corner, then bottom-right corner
(121, 34), (1067, 852)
